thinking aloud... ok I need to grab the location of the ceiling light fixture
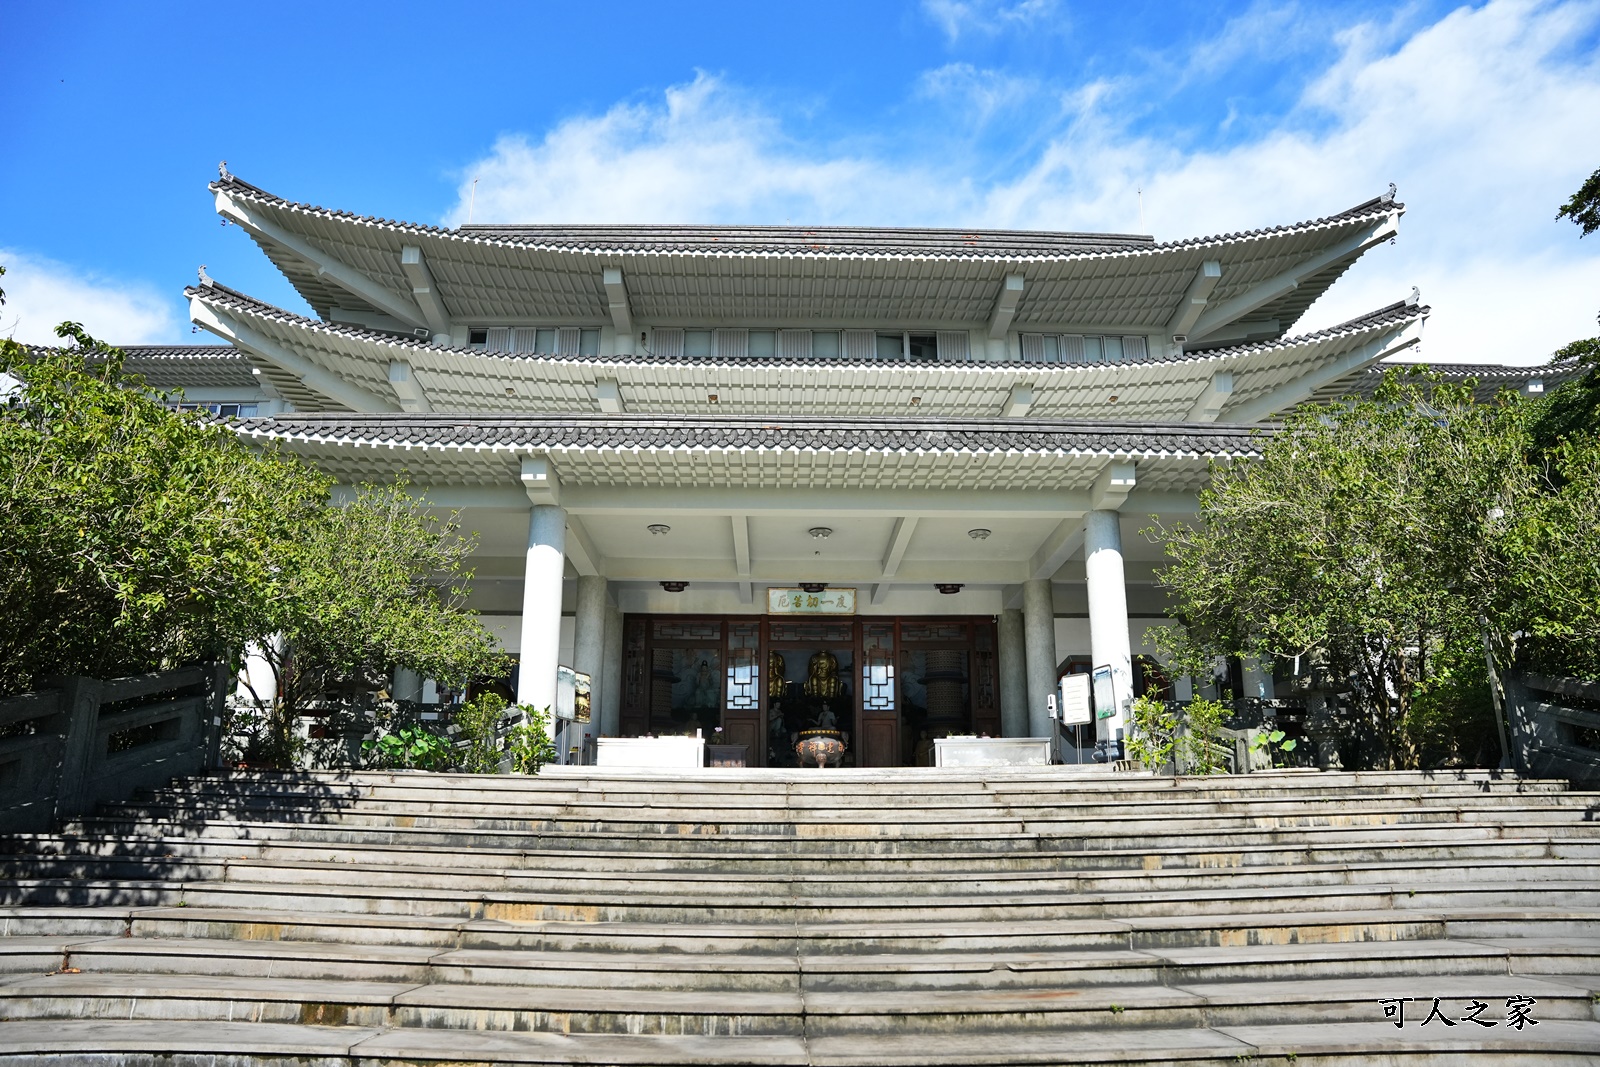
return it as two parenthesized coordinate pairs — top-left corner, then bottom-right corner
(799, 582), (827, 594)
(936, 583), (964, 595)
(967, 528), (992, 540)
(808, 527), (833, 540)
(647, 524), (671, 536)
(660, 581), (689, 593)
(1108, 395), (1119, 403)
(707, 393), (719, 403)
(910, 396), (922, 405)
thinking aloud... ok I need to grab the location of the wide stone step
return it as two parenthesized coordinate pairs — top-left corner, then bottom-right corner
(16, 832), (1600, 880)
(1, 970), (1596, 1039)
(57, 814), (1600, 857)
(9, 854), (1600, 909)
(11, 926), (1599, 992)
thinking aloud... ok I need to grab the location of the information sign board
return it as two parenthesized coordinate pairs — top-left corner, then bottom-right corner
(1060, 673), (1093, 725)
(768, 588), (856, 614)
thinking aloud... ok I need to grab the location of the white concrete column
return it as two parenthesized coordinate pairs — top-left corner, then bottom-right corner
(517, 504), (567, 711)
(600, 599), (624, 736)
(1085, 510), (1134, 742)
(573, 575), (607, 720)
(1022, 578), (1057, 738)
(997, 608), (1028, 738)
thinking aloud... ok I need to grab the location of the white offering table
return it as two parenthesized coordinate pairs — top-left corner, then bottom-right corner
(596, 736), (706, 769)
(933, 736), (1052, 768)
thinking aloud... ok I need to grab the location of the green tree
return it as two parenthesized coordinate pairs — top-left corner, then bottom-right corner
(229, 480), (500, 764)
(1506, 434), (1600, 677)
(0, 327), (326, 694)
(1147, 370), (1533, 769)
(1, 318), (499, 765)
(1556, 165), (1600, 237)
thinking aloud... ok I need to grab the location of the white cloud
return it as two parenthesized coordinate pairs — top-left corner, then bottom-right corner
(450, 0), (1600, 363)
(447, 74), (961, 227)
(921, 0), (1060, 43)
(916, 63), (1040, 127)
(0, 250), (178, 346)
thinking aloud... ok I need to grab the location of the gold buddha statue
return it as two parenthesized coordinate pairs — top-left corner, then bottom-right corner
(803, 650), (844, 699)
(767, 651), (786, 698)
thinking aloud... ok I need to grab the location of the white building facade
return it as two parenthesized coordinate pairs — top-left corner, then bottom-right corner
(129, 168), (1465, 766)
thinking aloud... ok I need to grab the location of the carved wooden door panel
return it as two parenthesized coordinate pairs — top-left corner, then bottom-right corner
(619, 616), (648, 736)
(972, 619), (1001, 737)
(856, 621), (898, 766)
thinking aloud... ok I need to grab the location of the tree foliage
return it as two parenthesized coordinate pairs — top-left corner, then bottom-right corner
(0, 328), (325, 693)
(0, 323), (500, 761)
(1148, 371), (1534, 769)
(1556, 165), (1600, 237)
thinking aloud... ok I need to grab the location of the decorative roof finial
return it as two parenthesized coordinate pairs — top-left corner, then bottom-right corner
(218, 160), (230, 180)
(1406, 285), (1421, 306)
(198, 264), (212, 286)
(1384, 182), (1397, 202)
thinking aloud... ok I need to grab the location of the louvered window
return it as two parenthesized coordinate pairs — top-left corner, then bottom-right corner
(511, 328), (539, 354)
(652, 328), (684, 360)
(937, 331), (971, 362)
(1020, 332), (1145, 364)
(486, 327), (512, 353)
(715, 329), (749, 360)
(778, 330), (812, 360)
(842, 330), (876, 362)
(556, 327), (583, 357)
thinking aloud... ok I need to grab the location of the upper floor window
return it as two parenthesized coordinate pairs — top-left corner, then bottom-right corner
(1019, 333), (1149, 365)
(649, 328), (974, 362)
(469, 327), (600, 357)
(168, 402), (259, 417)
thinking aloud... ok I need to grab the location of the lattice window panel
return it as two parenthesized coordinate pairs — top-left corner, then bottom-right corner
(652, 620), (723, 641)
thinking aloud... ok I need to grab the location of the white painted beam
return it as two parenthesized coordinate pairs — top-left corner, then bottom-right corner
(1222, 322), (1422, 423)
(214, 188), (432, 332)
(1188, 215), (1399, 342)
(1089, 461), (1138, 512)
(880, 517), (919, 578)
(1166, 260), (1222, 338)
(248, 365), (284, 400)
(731, 515), (751, 577)
(987, 274), (1025, 339)
(412, 485), (1202, 517)
(190, 299), (397, 413)
(586, 557), (1030, 584)
(870, 582), (892, 606)
(1001, 384), (1035, 419)
(1028, 517), (1087, 581)
(1185, 371), (1234, 423)
(563, 514), (604, 576)
(595, 378), (625, 414)
(519, 455), (561, 506)
(737, 581), (753, 604)
(399, 246), (452, 339)
(602, 268), (632, 334)
(386, 360), (433, 413)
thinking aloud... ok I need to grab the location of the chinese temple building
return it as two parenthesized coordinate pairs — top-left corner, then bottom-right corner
(120, 168), (1548, 767)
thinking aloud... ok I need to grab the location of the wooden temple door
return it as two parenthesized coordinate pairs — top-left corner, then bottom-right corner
(858, 621), (898, 766)
(721, 620), (763, 764)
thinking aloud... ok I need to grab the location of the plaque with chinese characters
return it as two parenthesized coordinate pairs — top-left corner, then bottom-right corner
(768, 588), (856, 615)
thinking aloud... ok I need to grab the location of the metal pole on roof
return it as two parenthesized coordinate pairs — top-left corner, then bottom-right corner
(468, 178), (479, 226)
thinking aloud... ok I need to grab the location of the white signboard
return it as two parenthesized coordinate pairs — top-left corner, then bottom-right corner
(555, 665), (592, 722)
(1092, 664), (1118, 721)
(768, 588), (856, 614)
(1060, 673), (1093, 726)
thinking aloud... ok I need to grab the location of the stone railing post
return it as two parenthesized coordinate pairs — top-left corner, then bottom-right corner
(51, 675), (104, 822)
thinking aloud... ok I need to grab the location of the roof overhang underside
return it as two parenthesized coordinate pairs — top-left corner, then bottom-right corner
(233, 414), (1260, 504)
(212, 176), (1403, 342)
(190, 283), (1425, 422)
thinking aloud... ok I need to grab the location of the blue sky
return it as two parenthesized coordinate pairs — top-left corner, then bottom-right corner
(2, 0), (1597, 363)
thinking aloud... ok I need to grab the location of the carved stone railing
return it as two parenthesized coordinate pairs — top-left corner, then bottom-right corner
(1506, 673), (1600, 787)
(0, 665), (228, 833)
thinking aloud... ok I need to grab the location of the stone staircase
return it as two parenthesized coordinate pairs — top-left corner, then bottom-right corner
(1, 766), (1599, 1064)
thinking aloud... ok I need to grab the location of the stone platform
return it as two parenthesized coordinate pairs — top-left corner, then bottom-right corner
(1, 766), (1598, 1063)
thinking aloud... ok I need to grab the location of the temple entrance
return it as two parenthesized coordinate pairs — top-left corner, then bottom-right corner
(620, 614), (1000, 766)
